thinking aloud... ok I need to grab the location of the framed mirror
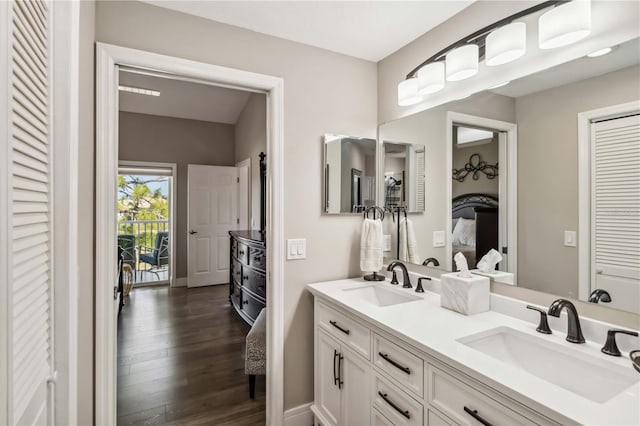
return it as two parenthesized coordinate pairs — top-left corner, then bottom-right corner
(379, 37), (640, 315)
(323, 134), (377, 214)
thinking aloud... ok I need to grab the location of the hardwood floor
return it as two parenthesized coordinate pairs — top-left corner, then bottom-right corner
(117, 285), (265, 425)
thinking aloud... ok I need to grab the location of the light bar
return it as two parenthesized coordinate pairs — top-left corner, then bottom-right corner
(118, 85), (161, 97)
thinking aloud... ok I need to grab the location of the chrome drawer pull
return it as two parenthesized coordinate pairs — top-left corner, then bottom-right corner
(378, 391), (410, 419)
(329, 320), (350, 335)
(379, 352), (411, 374)
(464, 406), (493, 426)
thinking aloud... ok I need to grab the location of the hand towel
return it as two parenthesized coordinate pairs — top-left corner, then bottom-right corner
(360, 218), (383, 272)
(399, 217), (420, 264)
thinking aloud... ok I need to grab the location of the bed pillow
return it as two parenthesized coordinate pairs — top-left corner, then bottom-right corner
(452, 218), (476, 247)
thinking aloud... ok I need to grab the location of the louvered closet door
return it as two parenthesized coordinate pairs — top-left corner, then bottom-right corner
(591, 114), (640, 313)
(4, 0), (54, 424)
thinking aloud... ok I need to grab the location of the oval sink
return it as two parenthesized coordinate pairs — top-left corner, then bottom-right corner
(342, 285), (421, 307)
(458, 327), (639, 403)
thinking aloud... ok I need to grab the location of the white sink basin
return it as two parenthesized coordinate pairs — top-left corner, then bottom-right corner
(342, 285), (421, 307)
(458, 327), (639, 403)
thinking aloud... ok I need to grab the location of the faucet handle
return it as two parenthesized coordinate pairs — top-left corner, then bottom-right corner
(601, 329), (639, 357)
(415, 277), (431, 293)
(390, 270), (399, 285)
(526, 305), (552, 334)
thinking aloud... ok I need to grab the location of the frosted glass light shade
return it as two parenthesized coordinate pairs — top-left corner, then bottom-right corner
(446, 44), (479, 81)
(539, 0), (591, 49)
(397, 78), (421, 106)
(418, 62), (445, 95)
(486, 22), (526, 66)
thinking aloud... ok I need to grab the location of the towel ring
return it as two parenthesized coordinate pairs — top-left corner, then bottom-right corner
(364, 206), (385, 221)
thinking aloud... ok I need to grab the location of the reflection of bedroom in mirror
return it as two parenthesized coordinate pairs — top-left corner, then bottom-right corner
(323, 134), (376, 214)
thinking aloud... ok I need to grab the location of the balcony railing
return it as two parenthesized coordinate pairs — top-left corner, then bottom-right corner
(117, 219), (169, 281)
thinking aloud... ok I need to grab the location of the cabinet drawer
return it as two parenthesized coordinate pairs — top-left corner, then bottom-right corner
(242, 267), (266, 300)
(428, 408), (455, 426)
(232, 259), (242, 285)
(242, 288), (265, 323)
(317, 302), (370, 360)
(373, 374), (423, 426)
(249, 246), (266, 270)
(428, 365), (537, 425)
(236, 242), (249, 264)
(374, 334), (424, 397)
(372, 408), (394, 426)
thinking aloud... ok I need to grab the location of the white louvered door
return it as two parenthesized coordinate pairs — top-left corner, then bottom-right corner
(1, 0), (54, 425)
(591, 114), (640, 313)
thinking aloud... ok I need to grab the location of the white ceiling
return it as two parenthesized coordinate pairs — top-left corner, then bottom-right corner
(140, 1), (475, 62)
(119, 71), (252, 124)
(492, 38), (640, 98)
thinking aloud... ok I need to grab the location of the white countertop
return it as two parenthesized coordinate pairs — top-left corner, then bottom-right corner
(307, 278), (640, 426)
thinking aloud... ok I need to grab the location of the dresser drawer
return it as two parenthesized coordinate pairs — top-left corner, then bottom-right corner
(373, 373), (423, 426)
(230, 282), (241, 310)
(231, 237), (238, 258)
(317, 302), (370, 360)
(242, 267), (266, 300)
(248, 246), (266, 271)
(236, 241), (249, 264)
(374, 334), (424, 397)
(241, 288), (265, 323)
(232, 259), (242, 285)
(428, 365), (537, 425)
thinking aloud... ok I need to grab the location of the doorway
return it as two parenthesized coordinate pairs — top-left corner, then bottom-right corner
(96, 43), (284, 425)
(446, 112), (518, 277)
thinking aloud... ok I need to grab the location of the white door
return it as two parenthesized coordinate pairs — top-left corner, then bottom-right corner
(237, 159), (250, 229)
(591, 115), (640, 313)
(340, 346), (371, 426)
(315, 330), (341, 425)
(1, 0), (54, 424)
(187, 165), (238, 287)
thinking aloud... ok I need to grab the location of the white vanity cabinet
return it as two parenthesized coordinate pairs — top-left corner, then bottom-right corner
(312, 297), (560, 426)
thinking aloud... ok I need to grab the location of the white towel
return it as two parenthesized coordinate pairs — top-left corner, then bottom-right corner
(360, 218), (383, 272)
(399, 217), (420, 264)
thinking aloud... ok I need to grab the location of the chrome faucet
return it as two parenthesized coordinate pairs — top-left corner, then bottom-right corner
(547, 299), (585, 343)
(387, 261), (412, 289)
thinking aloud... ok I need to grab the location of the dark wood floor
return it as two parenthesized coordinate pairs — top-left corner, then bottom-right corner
(117, 284), (265, 425)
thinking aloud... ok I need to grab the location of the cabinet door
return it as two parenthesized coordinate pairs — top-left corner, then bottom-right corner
(341, 346), (371, 426)
(316, 330), (341, 425)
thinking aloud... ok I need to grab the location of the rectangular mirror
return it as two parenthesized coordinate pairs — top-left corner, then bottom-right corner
(382, 141), (426, 212)
(379, 37), (640, 315)
(323, 134), (377, 214)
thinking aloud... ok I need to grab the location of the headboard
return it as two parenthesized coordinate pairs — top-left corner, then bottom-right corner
(452, 193), (499, 219)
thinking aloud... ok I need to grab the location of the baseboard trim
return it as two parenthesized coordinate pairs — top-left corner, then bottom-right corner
(284, 402), (313, 426)
(173, 277), (187, 287)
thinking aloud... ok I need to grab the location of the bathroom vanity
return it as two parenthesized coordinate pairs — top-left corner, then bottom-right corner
(308, 278), (640, 426)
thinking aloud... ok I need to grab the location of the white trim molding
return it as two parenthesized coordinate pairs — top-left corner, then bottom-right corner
(95, 43), (285, 425)
(284, 402), (314, 426)
(576, 100), (640, 301)
(446, 112), (518, 278)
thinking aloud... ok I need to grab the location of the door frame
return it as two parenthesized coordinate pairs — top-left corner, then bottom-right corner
(446, 112), (518, 277)
(96, 43), (285, 425)
(118, 160), (177, 287)
(577, 100), (640, 300)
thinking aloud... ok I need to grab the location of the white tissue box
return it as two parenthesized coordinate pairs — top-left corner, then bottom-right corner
(440, 273), (490, 315)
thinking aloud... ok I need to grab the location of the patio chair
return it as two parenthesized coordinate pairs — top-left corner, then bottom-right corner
(139, 232), (169, 279)
(117, 235), (137, 282)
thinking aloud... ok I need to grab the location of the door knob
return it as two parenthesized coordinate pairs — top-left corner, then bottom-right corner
(189, 230), (198, 235)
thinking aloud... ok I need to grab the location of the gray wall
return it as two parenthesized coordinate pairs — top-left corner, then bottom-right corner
(516, 65), (640, 298)
(452, 138), (499, 198)
(119, 111), (236, 280)
(96, 0), (378, 410)
(235, 93), (267, 230)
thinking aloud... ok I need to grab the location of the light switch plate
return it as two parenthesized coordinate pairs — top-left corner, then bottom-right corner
(433, 231), (446, 247)
(287, 238), (306, 260)
(564, 231), (577, 247)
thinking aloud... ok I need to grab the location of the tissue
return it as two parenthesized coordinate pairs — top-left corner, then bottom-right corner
(477, 249), (503, 273)
(454, 252), (472, 278)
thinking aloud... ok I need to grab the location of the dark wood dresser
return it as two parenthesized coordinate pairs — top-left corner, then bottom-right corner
(229, 230), (266, 325)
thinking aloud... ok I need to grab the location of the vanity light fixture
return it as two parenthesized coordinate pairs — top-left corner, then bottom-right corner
(397, 1), (591, 106)
(485, 22), (526, 66)
(118, 85), (161, 97)
(446, 44), (479, 81)
(539, 0), (591, 49)
(587, 46), (613, 57)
